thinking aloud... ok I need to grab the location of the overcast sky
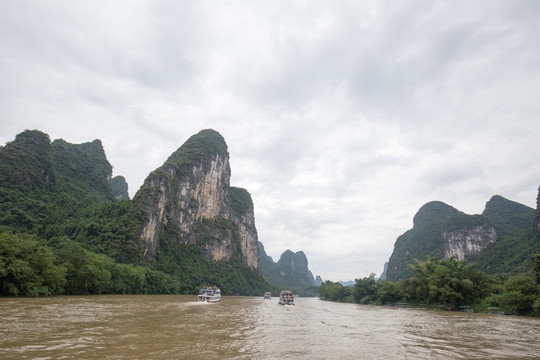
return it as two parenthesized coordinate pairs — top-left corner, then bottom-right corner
(1, 1), (539, 281)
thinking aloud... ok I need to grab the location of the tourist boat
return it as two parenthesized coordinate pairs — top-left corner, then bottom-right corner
(485, 307), (505, 315)
(264, 291), (272, 300)
(278, 290), (295, 305)
(197, 286), (221, 303)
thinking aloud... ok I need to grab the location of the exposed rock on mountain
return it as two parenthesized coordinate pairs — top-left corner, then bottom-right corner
(386, 195), (536, 281)
(0, 129), (270, 296)
(442, 223), (497, 260)
(134, 129), (259, 270)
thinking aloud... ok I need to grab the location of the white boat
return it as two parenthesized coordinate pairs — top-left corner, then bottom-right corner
(198, 286), (221, 303)
(278, 290), (294, 305)
(264, 291), (271, 300)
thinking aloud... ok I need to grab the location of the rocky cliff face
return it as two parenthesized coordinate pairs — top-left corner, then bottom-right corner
(442, 223), (497, 260)
(230, 187), (260, 270)
(135, 129), (259, 270)
(386, 194), (536, 281)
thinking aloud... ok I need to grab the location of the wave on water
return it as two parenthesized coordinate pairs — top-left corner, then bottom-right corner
(185, 301), (214, 306)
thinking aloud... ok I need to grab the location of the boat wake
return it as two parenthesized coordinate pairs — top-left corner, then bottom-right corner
(186, 301), (212, 306)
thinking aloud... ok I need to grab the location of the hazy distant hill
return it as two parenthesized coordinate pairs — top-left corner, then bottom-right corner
(258, 241), (320, 296)
(386, 193), (537, 281)
(109, 176), (129, 200)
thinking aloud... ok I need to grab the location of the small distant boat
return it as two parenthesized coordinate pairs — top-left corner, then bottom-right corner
(198, 286), (221, 303)
(264, 291), (272, 300)
(278, 290), (295, 305)
(485, 307), (505, 315)
(393, 303), (409, 308)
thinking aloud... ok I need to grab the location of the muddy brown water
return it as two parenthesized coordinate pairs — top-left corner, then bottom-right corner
(1, 295), (539, 359)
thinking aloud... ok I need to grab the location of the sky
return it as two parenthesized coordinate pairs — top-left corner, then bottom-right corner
(1, 1), (539, 282)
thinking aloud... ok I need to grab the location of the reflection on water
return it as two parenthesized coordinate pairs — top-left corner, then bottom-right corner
(1, 295), (539, 359)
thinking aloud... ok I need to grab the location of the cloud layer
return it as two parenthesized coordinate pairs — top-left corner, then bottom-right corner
(2, 1), (539, 281)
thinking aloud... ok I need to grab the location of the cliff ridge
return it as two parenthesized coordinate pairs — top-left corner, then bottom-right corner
(134, 129), (259, 270)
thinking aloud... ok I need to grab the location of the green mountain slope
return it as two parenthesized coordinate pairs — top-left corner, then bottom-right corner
(386, 201), (460, 281)
(473, 194), (538, 275)
(0, 130), (115, 235)
(386, 194), (537, 281)
(0, 129), (271, 296)
(258, 241), (317, 296)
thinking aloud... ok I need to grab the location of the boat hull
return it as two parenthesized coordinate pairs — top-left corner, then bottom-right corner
(278, 290), (295, 305)
(197, 287), (221, 303)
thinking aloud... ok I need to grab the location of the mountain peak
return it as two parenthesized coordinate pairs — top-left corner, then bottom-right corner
(482, 194), (535, 237)
(412, 201), (459, 227)
(135, 129), (259, 270)
(164, 129), (228, 170)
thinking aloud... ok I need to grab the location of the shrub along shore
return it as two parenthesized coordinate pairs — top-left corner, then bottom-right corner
(320, 256), (540, 317)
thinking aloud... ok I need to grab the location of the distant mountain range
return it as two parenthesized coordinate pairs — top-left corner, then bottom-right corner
(258, 241), (321, 296)
(385, 191), (540, 281)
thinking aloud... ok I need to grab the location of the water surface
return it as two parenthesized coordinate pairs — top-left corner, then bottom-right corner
(1, 295), (538, 359)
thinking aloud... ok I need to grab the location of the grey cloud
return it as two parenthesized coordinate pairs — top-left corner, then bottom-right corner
(1, 1), (539, 282)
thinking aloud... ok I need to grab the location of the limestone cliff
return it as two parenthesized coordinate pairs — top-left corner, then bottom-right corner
(386, 195), (536, 281)
(134, 129), (259, 270)
(442, 223), (497, 261)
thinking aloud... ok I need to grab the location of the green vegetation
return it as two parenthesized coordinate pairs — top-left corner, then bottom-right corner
(162, 129), (229, 178)
(321, 256), (540, 316)
(258, 242), (318, 296)
(0, 129), (274, 297)
(230, 187), (254, 217)
(45, 201), (147, 264)
(386, 196), (537, 281)
(109, 176), (130, 200)
(0, 233), (177, 296)
(154, 221), (272, 296)
(471, 194), (538, 275)
(386, 202), (460, 281)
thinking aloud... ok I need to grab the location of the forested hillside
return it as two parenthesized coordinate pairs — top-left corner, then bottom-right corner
(0, 129), (271, 296)
(386, 195), (537, 281)
(258, 241), (319, 296)
(472, 195), (538, 275)
(369, 187), (540, 316)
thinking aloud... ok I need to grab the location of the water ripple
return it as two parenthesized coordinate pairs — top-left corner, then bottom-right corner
(1, 295), (539, 359)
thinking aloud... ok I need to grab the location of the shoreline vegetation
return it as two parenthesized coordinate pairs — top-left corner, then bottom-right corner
(0, 232), (275, 297)
(319, 256), (540, 317)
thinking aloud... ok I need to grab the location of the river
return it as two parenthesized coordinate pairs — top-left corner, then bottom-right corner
(1, 295), (538, 359)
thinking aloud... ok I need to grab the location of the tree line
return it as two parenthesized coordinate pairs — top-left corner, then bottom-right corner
(0, 233), (180, 296)
(320, 256), (540, 316)
(0, 230), (274, 297)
